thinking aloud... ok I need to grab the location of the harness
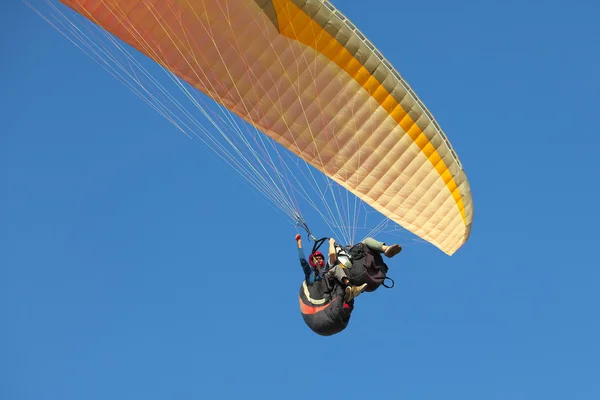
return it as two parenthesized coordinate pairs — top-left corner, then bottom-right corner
(295, 214), (395, 290)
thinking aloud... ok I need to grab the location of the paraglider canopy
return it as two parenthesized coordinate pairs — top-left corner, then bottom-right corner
(42, 0), (473, 254)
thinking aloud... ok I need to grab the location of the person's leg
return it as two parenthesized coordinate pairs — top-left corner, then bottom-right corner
(326, 264), (350, 286)
(362, 237), (385, 252)
(362, 237), (402, 258)
(326, 265), (367, 302)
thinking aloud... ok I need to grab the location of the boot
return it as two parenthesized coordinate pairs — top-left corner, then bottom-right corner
(383, 244), (402, 258)
(344, 283), (367, 302)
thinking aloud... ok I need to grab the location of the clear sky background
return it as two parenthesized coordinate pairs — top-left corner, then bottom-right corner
(2, 1), (600, 399)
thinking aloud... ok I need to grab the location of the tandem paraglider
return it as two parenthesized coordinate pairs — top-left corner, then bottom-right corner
(295, 218), (402, 336)
(30, 0), (475, 334)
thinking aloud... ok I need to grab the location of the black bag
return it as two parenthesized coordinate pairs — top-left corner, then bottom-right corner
(344, 243), (394, 292)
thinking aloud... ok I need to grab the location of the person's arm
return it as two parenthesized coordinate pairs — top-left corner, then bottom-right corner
(296, 234), (314, 284)
(328, 237), (337, 266)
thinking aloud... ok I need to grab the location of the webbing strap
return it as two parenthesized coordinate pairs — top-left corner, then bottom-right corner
(382, 277), (395, 288)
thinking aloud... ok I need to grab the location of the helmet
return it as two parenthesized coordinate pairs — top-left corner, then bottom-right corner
(308, 251), (325, 268)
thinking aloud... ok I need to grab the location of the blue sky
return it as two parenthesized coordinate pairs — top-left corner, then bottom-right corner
(2, 1), (600, 399)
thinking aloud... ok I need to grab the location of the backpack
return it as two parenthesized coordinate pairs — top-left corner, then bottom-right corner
(342, 243), (394, 292)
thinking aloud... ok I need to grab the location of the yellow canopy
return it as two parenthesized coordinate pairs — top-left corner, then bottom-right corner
(60, 0), (473, 255)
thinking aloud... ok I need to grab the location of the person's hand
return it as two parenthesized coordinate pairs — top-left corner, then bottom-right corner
(296, 234), (302, 248)
(329, 237), (336, 246)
